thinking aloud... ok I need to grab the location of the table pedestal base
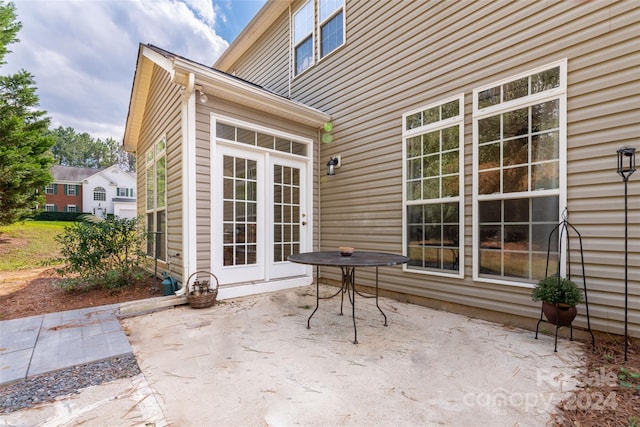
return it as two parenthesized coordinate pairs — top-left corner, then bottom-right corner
(307, 265), (387, 344)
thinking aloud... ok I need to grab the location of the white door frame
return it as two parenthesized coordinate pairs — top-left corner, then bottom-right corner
(210, 114), (314, 298)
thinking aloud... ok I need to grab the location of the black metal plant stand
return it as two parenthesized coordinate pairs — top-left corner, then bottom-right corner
(535, 209), (595, 352)
(616, 146), (635, 362)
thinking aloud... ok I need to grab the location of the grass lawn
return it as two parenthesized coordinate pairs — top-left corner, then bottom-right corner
(0, 221), (67, 271)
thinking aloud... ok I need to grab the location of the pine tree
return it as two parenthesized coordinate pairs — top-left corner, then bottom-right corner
(0, 1), (54, 225)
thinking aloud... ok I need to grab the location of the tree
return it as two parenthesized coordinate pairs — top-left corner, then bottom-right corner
(0, 1), (54, 225)
(49, 126), (136, 172)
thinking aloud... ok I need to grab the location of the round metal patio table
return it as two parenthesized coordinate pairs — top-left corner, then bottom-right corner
(288, 251), (409, 344)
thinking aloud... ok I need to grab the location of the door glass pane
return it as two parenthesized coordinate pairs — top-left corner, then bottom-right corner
(223, 156), (258, 267)
(273, 164), (301, 262)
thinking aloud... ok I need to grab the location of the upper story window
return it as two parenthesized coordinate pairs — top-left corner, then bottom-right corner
(473, 60), (567, 285)
(65, 184), (77, 196)
(45, 184), (55, 195)
(117, 187), (134, 197)
(319, 0), (344, 58)
(403, 95), (464, 277)
(294, 1), (314, 75)
(93, 186), (106, 201)
(293, 0), (345, 76)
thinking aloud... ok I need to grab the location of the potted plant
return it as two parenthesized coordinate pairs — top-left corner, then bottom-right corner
(532, 275), (584, 326)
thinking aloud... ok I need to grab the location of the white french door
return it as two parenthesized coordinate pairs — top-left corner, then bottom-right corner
(269, 155), (308, 279)
(213, 144), (309, 284)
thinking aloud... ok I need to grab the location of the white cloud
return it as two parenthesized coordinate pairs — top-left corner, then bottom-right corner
(3, 0), (230, 141)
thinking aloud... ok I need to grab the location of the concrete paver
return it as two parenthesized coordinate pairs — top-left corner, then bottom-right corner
(0, 303), (130, 384)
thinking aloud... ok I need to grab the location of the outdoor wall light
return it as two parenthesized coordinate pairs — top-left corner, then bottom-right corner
(327, 157), (339, 176)
(198, 89), (208, 104)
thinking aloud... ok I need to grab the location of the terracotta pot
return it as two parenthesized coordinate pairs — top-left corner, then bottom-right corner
(542, 301), (577, 327)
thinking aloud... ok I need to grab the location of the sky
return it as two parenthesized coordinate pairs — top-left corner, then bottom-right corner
(3, 0), (267, 141)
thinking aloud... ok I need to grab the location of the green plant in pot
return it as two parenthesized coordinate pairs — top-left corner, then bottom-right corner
(532, 275), (584, 327)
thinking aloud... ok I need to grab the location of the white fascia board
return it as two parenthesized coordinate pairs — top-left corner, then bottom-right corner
(173, 60), (330, 127)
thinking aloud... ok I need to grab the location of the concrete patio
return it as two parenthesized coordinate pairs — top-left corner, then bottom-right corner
(0, 284), (585, 426)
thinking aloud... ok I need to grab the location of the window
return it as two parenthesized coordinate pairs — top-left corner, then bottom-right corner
(45, 204), (56, 212)
(473, 60), (567, 284)
(319, 0), (344, 58)
(66, 205), (77, 213)
(292, 0), (345, 76)
(293, 1), (314, 75)
(117, 187), (134, 197)
(45, 184), (55, 195)
(65, 185), (77, 196)
(146, 137), (167, 261)
(216, 122), (308, 156)
(93, 187), (106, 201)
(403, 95), (464, 277)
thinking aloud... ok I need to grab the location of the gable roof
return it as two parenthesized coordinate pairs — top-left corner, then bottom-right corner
(123, 42), (330, 152)
(52, 165), (104, 182)
(214, 0), (288, 72)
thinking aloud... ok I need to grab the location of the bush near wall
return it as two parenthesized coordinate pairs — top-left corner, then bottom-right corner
(34, 212), (87, 222)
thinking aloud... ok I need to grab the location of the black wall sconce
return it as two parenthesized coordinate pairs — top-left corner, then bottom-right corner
(327, 157), (340, 176)
(616, 146), (636, 361)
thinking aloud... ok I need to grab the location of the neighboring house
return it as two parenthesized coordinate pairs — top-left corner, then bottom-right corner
(45, 165), (137, 219)
(123, 1), (639, 338)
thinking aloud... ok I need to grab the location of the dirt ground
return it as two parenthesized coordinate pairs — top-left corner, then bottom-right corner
(0, 268), (162, 321)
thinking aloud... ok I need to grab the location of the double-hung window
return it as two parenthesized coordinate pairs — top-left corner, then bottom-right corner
(45, 184), (55, 195)
(319, 0), (344, 58)
(146, 137), (167, 261)
(473, 60), (567, 284)
(293, 0), (345, 76)
(293, 1), (314, 75)
(403, 95), (464, 277)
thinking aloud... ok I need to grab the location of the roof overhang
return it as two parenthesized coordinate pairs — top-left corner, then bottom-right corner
(123, 42), (330, 152)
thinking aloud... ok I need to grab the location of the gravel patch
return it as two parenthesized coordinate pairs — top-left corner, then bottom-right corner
(0, 354), (141, 414)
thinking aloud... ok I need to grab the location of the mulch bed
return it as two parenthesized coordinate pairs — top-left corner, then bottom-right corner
(551, 333), (640, 426)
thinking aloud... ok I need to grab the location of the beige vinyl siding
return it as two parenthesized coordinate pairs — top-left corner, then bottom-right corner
(137, 64), (184, 280)
(227, 9), (291, 97)
(226, 0), (639, 337)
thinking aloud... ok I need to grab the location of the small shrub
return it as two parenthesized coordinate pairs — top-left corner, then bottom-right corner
(55, 215), (147, 291)
(532, 275), (584, 306)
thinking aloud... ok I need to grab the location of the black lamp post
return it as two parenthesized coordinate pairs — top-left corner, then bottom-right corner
(616, 147), (635, 362)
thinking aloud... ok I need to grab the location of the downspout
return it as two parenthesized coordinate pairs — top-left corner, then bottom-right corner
(181, 72), (198, 286)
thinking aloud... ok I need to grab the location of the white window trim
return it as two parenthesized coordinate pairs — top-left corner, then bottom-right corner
(45, 204), (55, 212)
(291, 0), (346, 79)
(292, 0), (315, 78)
(66, 205), (77, 212)
(318, 0), (346, 63)
(93, 187), (107, 201)
(471, 58), (568, 288)
(45, 184), (55, 195)
(145, 135), (168, 261)
(402, 93), (465, 279)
